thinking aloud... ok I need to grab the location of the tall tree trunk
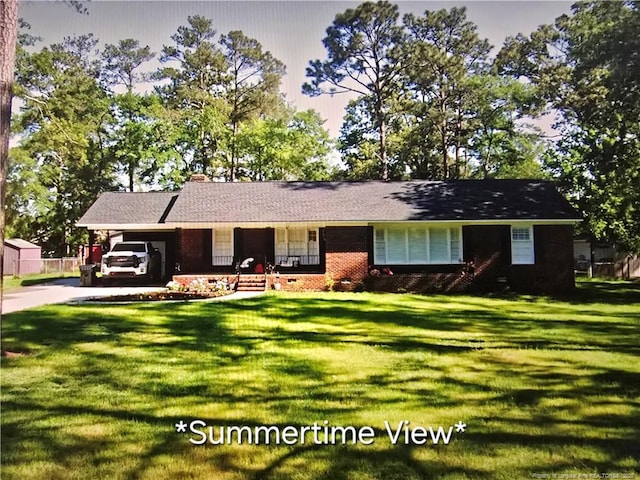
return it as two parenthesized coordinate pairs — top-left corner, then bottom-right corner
(127, 91), (134, 192)
(454, 136), (461, 179)
(1, 0), (19, 309)
(129, 159), (135, 192)
(230, 69), (239, 182)
(375, 96), (388, 181)
(230, 120), (238, 182)
(440, 93), (448, 179)
(454, 106), (463, 179)
(379, 118), (387, 181)
(440, 115), (448, 179)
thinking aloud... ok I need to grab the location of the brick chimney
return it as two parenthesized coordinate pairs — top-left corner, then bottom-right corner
(189, 173), (211, 182)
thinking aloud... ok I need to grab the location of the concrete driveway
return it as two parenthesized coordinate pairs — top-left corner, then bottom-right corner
(1, 278), (266, 315)
(1, 278), (166, 314)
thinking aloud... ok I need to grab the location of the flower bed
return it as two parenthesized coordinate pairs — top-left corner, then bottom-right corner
(90, 290), (233, 302)
(91, 277), (235, 302)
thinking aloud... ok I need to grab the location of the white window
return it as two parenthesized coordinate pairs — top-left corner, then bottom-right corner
(374, 226), (462, 265)
(275, 227), (320, 265)
(375, 229), (386, 261)
(275, 228), (288, 258)
(288, 227), (307, 256)
(450, 228), (461, 263)
(429, 227), (449, 263)
(307, 230), (318, 263)
(387, 228), (407, 263)
(408, 228), (428, 264)
(511, 225), (534, 264)
(212, 229), (234, 266)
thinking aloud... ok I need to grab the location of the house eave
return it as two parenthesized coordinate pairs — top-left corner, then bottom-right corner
(79, 218), (580, 231)
(164, 218), (580, 229)
(369, 218), (581, 226)
(77, 223), (176, 231)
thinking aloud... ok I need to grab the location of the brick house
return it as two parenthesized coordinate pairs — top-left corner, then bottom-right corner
(77, 178), (580, 294)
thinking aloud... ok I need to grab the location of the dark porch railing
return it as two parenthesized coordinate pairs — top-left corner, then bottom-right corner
(275, 255), (320, 266)
(212, 256), (234, 266)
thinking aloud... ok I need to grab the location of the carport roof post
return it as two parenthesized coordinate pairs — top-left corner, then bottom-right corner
(87, 230), (95, 264)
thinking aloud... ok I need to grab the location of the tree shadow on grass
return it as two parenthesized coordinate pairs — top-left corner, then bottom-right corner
(2, 289), (639, 478)
(549, 280), (640, 305)
(1, 398), (483, 480)
(253, 441), (486, 480)
(4, 289), (637, 361)
(213, 294), (639, 356)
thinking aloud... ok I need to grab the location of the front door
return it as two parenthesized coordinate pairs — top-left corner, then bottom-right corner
(239, 228), (273, 269)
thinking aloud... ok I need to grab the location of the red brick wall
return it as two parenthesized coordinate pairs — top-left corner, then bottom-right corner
(509, 224), (575, 294)
(367, 273), (470, 293)
(463, 225), (510, 292)
(369, 224), (575, 294)
(324, 226), (370, 290)
(176, 224), (574, 294)
(269, 274), (326, 292)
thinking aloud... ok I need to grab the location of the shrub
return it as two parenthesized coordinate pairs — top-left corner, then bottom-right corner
(324, 277), (335, 292)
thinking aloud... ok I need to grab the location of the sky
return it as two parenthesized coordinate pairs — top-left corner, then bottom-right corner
(17, 1), (573, 137)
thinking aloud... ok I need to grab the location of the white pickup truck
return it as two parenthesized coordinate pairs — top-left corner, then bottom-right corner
(101, 241), (162, 284)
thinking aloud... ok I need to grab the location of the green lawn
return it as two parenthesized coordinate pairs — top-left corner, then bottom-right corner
(2, 272), (79, 291)
(2, 282), (639, 479)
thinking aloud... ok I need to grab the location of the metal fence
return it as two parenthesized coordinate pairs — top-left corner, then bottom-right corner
(11, 257), (82, 276)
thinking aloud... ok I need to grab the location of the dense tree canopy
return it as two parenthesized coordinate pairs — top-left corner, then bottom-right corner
(496, 1), (640, 251)
(304, 0), (404, 180)
(308, 4), (546, 182)
(7, 15), (333, 254)
(5, 2), (639, 257)
(10, 34), (115, 255)
(401, 7), (492, 179)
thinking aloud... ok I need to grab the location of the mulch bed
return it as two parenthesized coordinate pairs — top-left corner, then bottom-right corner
(89, 290), (234, 302)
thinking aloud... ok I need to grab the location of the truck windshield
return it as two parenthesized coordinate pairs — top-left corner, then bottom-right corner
(111, 243), (146, 252)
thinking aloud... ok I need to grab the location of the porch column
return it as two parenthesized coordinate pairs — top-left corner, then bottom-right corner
(175, 228), (182, 273)
(87, 230), (95, 264)
(233, 227), (242, 266)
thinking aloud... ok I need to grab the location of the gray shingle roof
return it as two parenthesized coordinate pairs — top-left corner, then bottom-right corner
(78, 180), (580, 227)
(77, 192), (179, 226)
(165, 179), (579, 223)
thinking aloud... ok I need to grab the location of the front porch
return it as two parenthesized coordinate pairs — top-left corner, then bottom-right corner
(178, 226), (325, 276)
(174, 225), (373, 292)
